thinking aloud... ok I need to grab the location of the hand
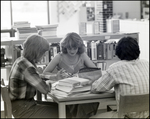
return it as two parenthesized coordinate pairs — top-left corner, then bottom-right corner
(39, 74), (45, 79)
(45, 80), (52, 92)
(57, 69), (70, 80)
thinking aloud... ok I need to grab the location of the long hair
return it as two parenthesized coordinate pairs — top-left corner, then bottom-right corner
(115, 36), (140, 60)
(22, 34), (49, 63)
(60, 32), (85, 54)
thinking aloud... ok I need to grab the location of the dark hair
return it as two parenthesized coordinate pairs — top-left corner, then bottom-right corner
(60, 32), (85, 54)
(22, 34), (49, 62)
(115, 36), (140, 61)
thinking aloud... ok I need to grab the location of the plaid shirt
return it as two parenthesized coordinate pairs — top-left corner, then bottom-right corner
(91, 59), (149, 118)
(8, 56), (49, 100)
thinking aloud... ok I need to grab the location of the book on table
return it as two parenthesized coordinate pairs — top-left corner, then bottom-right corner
(52, 77), (91, 97)
(52, 85), (91, 97)
(58, 77), (90, 86)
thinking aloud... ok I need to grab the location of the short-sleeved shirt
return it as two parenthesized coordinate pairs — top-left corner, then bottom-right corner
(56, 53), (85, 74)
(8, 56), (49, 101)
(91, 59), (149, 118)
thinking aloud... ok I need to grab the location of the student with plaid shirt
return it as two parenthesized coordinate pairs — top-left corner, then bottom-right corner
(8, 34), (58, 118)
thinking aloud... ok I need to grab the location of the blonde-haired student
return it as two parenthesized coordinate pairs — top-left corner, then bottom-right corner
(43, 32), (99, 118)
(8, 34), (58, 118)
(43, 32), (96, 79)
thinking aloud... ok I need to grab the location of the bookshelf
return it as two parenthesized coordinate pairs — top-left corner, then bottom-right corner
(1, 32), (139, 79)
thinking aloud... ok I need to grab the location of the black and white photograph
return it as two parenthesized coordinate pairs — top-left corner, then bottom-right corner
(1, 1), (149, 118)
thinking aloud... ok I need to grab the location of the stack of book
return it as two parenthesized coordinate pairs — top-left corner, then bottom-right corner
(12, 21), (30, 28)
(16, 27), (38, 40)
(36, 24), (58, 38)
(52, 77), (91, 97)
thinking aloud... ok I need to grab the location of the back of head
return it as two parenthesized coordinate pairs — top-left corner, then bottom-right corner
(22, 34), (49, 62)
(60, 32), (85, 54)
(115, 36), (140, 61)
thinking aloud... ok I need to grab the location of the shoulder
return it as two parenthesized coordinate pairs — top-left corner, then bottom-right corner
(51, 52), (62, 62)
(108, 60), (128, 71)
(18, 57), (35, 69)
(15, 57), (36, 73)
(80, 52), (88, 59)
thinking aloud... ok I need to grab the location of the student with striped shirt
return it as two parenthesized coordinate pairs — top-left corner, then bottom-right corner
(90, 36), (149, 118)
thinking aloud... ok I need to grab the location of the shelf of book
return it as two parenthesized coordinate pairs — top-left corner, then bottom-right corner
(1, 32), (139, 69)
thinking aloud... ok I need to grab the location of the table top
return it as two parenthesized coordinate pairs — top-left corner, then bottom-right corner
(47, 90), (115, 102)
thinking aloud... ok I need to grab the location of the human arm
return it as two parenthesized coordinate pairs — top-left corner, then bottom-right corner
(91, 71), (115, 93)
(43, 54), (70, 80)
(43, 54), (60, 75)
(23, 67), (51, 94)
(82, 53), (97, 68)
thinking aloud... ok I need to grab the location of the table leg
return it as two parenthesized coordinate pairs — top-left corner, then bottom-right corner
(58, 103), (66, 118)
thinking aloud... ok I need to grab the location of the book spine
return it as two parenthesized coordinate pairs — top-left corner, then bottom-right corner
(91, 41), (97, 60)
(103, 42), (107, 60)
(50, 47), (54, 60)
(113, 43), (116, 58)
(106, 43), (113, 59)
(97, 41), (104, 60)
(87, 41), (91, 59)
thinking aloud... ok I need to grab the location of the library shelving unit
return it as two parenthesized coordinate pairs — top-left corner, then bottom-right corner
(1, 32), (139, 80)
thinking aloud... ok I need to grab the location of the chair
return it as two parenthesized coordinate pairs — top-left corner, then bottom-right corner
(118, 93), (149, 118)
(1, 84), (13, 118)
(90, 93), (149, 118)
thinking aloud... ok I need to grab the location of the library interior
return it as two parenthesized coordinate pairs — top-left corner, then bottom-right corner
(1, 1), (149, 118)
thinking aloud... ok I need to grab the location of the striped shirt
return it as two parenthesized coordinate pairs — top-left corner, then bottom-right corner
(91, 59), (149, 118)
(8, 56), (50, 101)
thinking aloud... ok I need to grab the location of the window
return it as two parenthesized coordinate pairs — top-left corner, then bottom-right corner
(11, 1), (48, 27)
(1, 1), (49, 41)
(1, 1), (11, 29)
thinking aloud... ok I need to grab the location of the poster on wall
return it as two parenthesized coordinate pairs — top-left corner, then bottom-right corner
(141, 1), (149, 19)
(86, 7), (95, 21)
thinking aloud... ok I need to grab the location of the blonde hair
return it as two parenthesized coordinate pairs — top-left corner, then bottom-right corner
(22, 34), (49, 62)
(60, 32), (85, 54)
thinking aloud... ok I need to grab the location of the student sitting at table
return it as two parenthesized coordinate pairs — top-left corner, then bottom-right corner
(90, 36), (149, 118)
(8, 34), (59, 118)
(43, 32), (97, 79)
(43, 32), (99, 118)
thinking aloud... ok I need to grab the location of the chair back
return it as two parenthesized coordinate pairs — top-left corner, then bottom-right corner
(1, 84), (13, 118)
(118, 93), (149, 118)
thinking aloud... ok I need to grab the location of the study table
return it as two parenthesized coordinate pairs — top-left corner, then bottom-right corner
(47, 90), (115, 118)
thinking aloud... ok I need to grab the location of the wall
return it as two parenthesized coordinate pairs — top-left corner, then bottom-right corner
(50, 1), (142, 36)
(49, 1), (149, 62)
(119, 20), (149, 61)
(49, 1), (80, 36)
(113, 1), (141, 19)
